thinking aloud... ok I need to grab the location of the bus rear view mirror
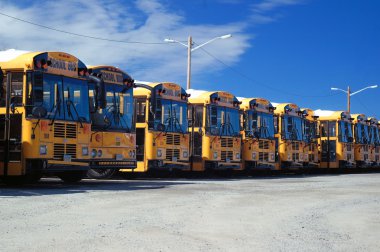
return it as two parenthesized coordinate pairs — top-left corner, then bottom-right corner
(32, 106), (47, 118)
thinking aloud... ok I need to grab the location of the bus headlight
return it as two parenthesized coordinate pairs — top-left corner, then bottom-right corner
(91, 149), (97, 158)
(97, 150), (103, 157)
(129, 150), (133, 157)
(213, 152), (218, 159)
(82, 146), (89, 156)
(157, 149), (162, 157)
(235, 153), (240, 159)
(252, 152), (257, 160)
(304, 153), (308, 161)
(39, 145), (47, 155)
(183, 151), (188, 158)
(287, 154), (291, 161)
(270, 153), (275, 161)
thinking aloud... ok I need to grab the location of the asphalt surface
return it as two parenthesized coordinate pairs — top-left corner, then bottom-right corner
(1, 173), (380, 252)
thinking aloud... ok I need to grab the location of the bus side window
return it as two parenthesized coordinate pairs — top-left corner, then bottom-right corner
(136, 98), (146, 123)
(10, 72), (23, 107)
(0, 71), (24, 108)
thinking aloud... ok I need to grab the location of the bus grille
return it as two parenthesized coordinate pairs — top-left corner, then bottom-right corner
(54, 123), (77, 139)
(347, 153), (352, 160)
(259, 140), (269, 149)
(54, 143), (77, 160)
(259, 152), (269, 161)
(221, 151), (233, 162)
(166, 134), (180, 145)
(166, 148), (180, 161)
(221, 138), (233, 148)
(291, 142), (299, 151)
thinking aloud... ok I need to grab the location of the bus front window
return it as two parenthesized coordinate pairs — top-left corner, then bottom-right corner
(91, 84), (134, 132)
(282, 115), (303, 141)
(245, 111), (274, 139)
(154, 99), (188, 133)
(339, 121), (353, 143)
(63, 76), (90, 123)
(207, 105), (239, 136)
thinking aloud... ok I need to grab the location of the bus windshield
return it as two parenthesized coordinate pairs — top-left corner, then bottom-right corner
(282, 115), (303, 141)
(90, 83), (134, 132)
(28, 72), (89, 122)
(338, 121), (353, 143)
(245, 111), (274, 139)
(368, 126), (378, 145)
(355, 123), (369, 144)
(206, 105), (240, 137)
(303, 120), (318, 142)
(154, 99), (188, 133)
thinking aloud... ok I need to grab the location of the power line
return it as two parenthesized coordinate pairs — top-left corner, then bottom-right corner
(196, 44), (340, 98)
(0, 12), (167, 45)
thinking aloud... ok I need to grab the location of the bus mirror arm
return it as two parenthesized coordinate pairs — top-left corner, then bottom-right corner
(89, 74), (106, 109)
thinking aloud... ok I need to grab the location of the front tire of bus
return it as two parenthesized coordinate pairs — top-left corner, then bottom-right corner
(58, 171), (86, 183)
(87, 168), (117, 179)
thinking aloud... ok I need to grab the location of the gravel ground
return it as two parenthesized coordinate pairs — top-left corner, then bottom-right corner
(1, 173), (380, 252)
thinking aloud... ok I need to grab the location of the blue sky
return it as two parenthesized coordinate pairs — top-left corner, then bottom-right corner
(0, 0), (379, 118)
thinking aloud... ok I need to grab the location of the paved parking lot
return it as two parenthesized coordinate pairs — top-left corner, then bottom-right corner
(1, 173), (380, 251)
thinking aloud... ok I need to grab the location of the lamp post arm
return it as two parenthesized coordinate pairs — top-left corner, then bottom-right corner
(164, 38), (189, 48)
(191, 37), (221, 52)
(331, 88), (348, 94)
(350, 85), (378, 96)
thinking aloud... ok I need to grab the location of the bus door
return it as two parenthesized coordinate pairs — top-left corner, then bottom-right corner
(189, 104), (203, 170)
(135, 97), (146, 163)
(0, 71), (23, 176)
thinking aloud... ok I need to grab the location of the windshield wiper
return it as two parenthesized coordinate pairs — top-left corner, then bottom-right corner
(48, 86), (61, 126)
(66, 86), (84, 128)
(172, 107), (185, 136)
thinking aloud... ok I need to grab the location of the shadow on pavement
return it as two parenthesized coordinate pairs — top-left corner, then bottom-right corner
(0, 178), (194, 197)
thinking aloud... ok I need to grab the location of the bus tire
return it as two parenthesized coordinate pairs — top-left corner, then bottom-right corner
(58, 171), (86, 183)
(87, 168), (117, 179)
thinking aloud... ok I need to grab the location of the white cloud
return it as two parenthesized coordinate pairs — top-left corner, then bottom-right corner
(0, 0), (250, 88)
(250, 0), (303, 24)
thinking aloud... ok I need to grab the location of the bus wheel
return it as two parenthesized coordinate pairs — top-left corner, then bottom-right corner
(58, 171), (86, 183)
(87, 168), (117, 179)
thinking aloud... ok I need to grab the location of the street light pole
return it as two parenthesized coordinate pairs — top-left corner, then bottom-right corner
(331, 85), (377, 113)
(165, 34), (232, 90)
(187, 36), (192, 90)
(347, 86), (350, 114)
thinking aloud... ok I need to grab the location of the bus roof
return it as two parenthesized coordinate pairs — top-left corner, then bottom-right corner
(187, 89), (240, 108)
(239, 97), (274, 113)
(88, 65), (133, 85)
(316, 110), (352, 121)
(273, 103), (301, 117)
(351, 113), (367, 124)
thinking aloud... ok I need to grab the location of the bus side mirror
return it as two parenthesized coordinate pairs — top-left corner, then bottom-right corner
(32, 106), (47, 118)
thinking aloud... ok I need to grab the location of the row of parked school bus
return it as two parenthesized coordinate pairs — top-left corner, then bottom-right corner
(0, 50), (379, 183)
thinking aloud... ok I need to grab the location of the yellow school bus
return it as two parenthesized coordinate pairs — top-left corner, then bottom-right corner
(120, 82), (190, 174)
(317, 111), (355, 169)
(352, 114), (371, 168)
(273, 103), (305, 170)
(301, 108), (320, 168)
(239, 98), (276, 170)
(367, 117), (380, 167)
(86, 66), (136, 179)
(188, 90), (242, 171)
(0, 51), (101, 183)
